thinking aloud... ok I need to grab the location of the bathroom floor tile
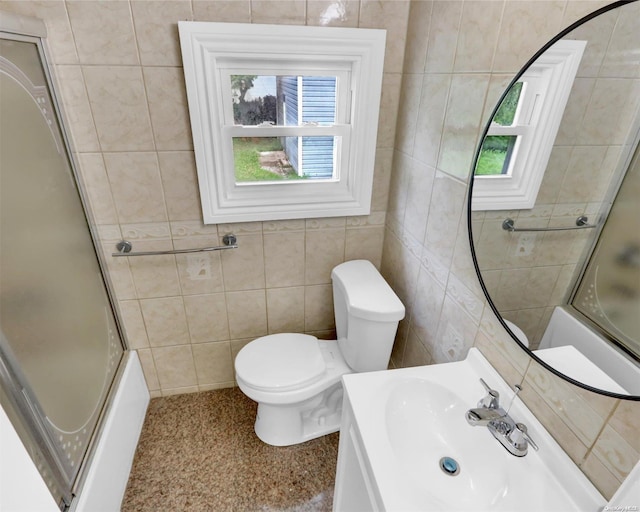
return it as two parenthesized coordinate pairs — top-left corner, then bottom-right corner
(121, 387), (339, 511)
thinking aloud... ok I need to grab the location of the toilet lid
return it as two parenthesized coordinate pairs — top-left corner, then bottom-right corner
(235, 333), (326, 391)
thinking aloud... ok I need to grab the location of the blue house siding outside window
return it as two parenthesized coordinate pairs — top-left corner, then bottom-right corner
(277, 76), (336, 179)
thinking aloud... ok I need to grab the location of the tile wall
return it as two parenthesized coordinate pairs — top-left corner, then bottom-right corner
(1, 0), (638, 501)
(386, 0), (639, 500)
(0, 0), (409, 395)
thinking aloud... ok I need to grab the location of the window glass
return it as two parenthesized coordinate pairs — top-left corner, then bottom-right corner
(492, 82), (523, 127)
(476, 135), (519, 176)
(230, 75), (337, 126)
(232, 136), (338, 183)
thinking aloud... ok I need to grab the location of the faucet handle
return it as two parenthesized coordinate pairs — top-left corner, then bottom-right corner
(512, 422), (539, 452)
(478, 378), (500, 409)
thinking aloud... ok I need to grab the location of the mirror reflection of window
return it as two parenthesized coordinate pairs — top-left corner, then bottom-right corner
(476, 82), (523, 176)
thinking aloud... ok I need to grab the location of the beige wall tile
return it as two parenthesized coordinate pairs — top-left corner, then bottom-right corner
(143, 67), (193, 151)
(493, 1), (565, 73)
(402, 0), (431, 75)
(55, 65), (100, 152)
(454, 1), (503, 72)
(250, 0), (306, 25)
(305, 228), (346, 285)
(118, 300), (149, 350)
(220, 233), (266, 291)
(413, 73), (451, 167)
(157, 151), (202, 221)
(136, 348), (160, 391)
(152, 345), (198, 389)
(524, 361), (616, 447)
(192, 341), (234, 386)
(377, 73), (402, 148)
(474, 331), (526, 392)
(424, 0), (462, 74)
(184, 293), (229, 343)
(140, 296), (190, 347)
(226, 290), (268, 339)
(83, 66), (154, 151)
(131, 1), (193, 66)
(580, 450), (623, 501)
(359, 0), (410, 74)
(101, 241), (137, 300)
(103, 152), (167, 223)
(424, 172), (466, 266)
(410, 265), (445, 347)
(267, 287), (305, 334)
(128, 241), (181, 298)
(174, 238), (225, 296)
(345, 226), (384, 267)
(401, 327), (432, 367)
(371, 148), (394, 212)
(305, 284), (335, 332)
(306, 0), (360, 27)
(192, 0), (251, 22)
(264, 231), (305, 288)
(608, 401), (640, 453)
(76, 153), (118, 225)
(403, 158), (435, 242)
(67, 0), (139, 65)
(437, 74), (490, 180)
(592, 424), (639, 482)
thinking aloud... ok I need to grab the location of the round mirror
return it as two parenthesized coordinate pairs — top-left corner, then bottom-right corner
(469, 0), (640, 399)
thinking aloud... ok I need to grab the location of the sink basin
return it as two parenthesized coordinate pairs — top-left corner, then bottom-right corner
(385, 378), (511, 510)
(338, 348), (606, 512)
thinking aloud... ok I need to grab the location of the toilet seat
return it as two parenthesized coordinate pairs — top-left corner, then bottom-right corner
(235, 333), (326, 392)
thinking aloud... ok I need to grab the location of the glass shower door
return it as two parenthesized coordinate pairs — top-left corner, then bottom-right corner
(0, 36), (125, 507)
(572, 140), (640, 361)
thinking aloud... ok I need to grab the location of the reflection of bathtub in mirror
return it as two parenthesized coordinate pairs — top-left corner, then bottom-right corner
(536, 307), (640, 394)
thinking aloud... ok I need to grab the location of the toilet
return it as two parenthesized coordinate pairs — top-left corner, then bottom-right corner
(234, 260), (405, 446)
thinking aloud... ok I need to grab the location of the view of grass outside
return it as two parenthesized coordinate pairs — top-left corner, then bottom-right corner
(233, 137), (299, 182)
(475, 82), (523, 176)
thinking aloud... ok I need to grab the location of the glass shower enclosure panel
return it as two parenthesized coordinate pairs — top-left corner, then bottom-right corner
(572, 141), (640, 361)
(0, 36), (124, 506)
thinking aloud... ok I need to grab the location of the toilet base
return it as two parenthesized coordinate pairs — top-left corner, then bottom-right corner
(254, 382), (344, 446)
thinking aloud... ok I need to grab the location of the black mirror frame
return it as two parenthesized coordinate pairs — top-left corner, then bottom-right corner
(467, 0), (640, 401)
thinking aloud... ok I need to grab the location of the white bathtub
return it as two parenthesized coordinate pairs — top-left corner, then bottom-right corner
(537, 307), (640, 395)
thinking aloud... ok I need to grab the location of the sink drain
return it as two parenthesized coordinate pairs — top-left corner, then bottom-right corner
(439, 456), (460, 476)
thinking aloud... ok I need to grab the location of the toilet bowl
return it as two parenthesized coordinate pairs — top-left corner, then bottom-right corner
(234, 260), (405, 446)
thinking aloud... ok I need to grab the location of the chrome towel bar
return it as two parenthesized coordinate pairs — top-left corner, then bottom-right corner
(112, 234), (238, 257)
(502, 216), (596, 233)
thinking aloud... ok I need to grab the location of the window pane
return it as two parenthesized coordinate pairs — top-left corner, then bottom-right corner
(233, 136), (338, 183)
(493, 82), (523, 127)
(475, 135), (518, 176)
(230, 75), (336, 126)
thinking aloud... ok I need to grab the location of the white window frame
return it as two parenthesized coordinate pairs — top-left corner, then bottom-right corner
(472, 39), (586, 211)
(179, 22), (386, 224)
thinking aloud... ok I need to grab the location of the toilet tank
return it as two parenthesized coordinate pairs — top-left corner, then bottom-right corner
(331, 260), (405, 372)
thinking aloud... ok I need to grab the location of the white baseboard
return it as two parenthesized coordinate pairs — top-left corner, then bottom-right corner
(70, 351), (149, 512)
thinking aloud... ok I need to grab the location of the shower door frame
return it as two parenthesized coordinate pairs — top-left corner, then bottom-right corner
(0, 13), (129, 511)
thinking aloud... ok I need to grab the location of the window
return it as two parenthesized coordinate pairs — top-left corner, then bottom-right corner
(472, 40), (586, 211)
(179, 22), (386, 223)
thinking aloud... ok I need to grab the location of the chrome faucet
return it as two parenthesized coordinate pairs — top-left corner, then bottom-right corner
(466, 378), (538, 457)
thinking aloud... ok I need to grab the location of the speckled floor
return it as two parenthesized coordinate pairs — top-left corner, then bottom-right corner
(121, 387), (339, 512)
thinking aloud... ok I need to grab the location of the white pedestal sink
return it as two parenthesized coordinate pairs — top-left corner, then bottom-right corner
(333, 348), (606, 511)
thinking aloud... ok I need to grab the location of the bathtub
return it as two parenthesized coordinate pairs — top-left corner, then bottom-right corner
(537, 307), (640, 395)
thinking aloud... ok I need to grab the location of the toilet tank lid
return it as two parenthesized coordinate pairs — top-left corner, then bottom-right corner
(331, 260), (405, 321)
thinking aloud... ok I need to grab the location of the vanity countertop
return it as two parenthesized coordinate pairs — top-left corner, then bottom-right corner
(338, 348), (606, 511)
